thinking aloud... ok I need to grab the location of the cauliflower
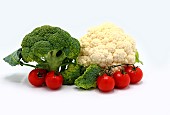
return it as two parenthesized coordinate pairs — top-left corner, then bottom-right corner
(77, 23), (137, 71)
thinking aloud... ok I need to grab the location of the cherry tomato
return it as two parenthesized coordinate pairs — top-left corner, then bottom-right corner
(97, 73), (107, 84)
(28, 69), (47, 87)
(113, 71), (130, 89)
(45, 71), (63, 90)
(125, 66), (143, 84)
(97, 74), (115, 92)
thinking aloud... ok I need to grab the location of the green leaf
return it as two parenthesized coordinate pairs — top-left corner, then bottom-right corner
(135, 50), (143, 65)
(3, 48), (22, 66)
(74, 64), (101, 89)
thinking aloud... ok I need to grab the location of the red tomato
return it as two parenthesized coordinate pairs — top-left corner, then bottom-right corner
(28, 69), (47, 87)
(45, 71), (63, 90)
(125, 66), (143, 84)
(97, 74), (115, 92)
(113, 71), (130, 89)
(97, 73), (107, 84)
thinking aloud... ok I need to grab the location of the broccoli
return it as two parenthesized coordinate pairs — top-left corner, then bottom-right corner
(74, 64), (101, 89)
(61, 64), (81, 85)
(3, 25), (80, 72)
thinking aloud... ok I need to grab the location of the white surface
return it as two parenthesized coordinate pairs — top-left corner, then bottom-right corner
(0, 0), (170, 115)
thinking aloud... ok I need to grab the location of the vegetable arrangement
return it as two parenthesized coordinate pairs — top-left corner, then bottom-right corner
(3, 23), (143, 93)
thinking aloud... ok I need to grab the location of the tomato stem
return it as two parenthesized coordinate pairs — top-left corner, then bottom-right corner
(37, 72), (43, 78)
(103, 64), (135, 75)
(120, 68), (126, 75)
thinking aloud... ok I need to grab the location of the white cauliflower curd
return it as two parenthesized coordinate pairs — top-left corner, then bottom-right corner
(77, 22), (137, 69)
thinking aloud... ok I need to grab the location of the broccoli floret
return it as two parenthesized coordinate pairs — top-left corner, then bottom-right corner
(80, 66), (86, 75)
(4, 25), (80, 72)
(74, 64), (101, 89)
(61, 64), (81, 85)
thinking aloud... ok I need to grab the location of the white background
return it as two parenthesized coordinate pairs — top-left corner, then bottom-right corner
(0, 0), (170, 115)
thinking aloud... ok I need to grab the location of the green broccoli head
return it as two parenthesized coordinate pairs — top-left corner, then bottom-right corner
(74, 64), (101, 89)
(61, 64), (81, 85)
(21, 25), (80, 71)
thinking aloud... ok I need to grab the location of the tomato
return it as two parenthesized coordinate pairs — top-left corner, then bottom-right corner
(28, 69), (47, 87)
(97, 73), (107, 84)
(97, 74), (115, 92)
(125, 66), (143, 84)
(113, 71), (130, 89)
(45, 71), (63, 90)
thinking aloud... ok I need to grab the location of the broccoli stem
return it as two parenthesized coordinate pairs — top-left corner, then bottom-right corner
(45, 50), (66, 72)
(20, 61), (36, 68)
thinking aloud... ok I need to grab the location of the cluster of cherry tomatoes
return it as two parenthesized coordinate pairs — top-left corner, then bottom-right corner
(28, 65), (143, 92)
(97, 65), (143, 92)
(28, 69), (63, 90)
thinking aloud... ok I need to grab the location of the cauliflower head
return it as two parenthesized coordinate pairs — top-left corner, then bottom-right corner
(77, 23), (136, 68)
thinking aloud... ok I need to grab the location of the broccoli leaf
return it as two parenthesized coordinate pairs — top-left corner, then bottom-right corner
(135, 50), (143, 65)
(3, 48), (22, 66)
(74, 64), (101, 89)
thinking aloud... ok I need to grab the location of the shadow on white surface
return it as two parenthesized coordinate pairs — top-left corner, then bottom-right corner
(115, 85), (130, 90)
(5, 73), (26, 83)
(97, 89), (115, 94)
(130, 81), (143, 86)
(74, 86), (94, 91)
(74, 86), (116, 94)
(4, 73), (30, 86)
